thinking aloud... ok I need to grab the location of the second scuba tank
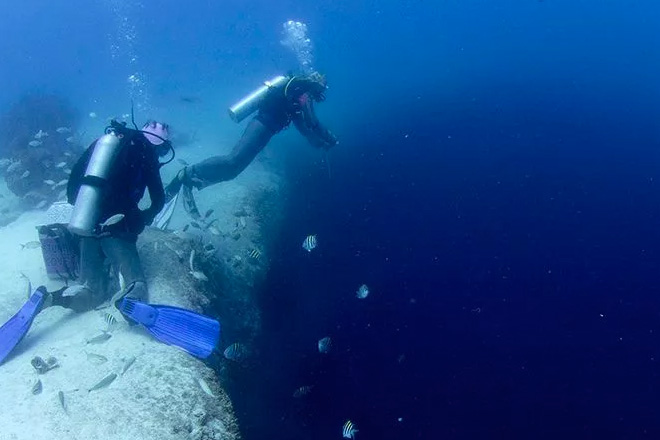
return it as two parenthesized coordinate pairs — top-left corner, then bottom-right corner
(68, 133), (122, 237)
(228, 75), (288, 123)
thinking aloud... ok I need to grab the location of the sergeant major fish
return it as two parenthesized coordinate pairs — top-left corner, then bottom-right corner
(342, 420), (358, 439)
(302, 234), (317, 252)
(356, 284), (369, 299)
(223, 343), (246, 362)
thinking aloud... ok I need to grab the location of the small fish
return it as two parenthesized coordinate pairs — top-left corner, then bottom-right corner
(293, 385), (313, 398)
(28, 140), (42, 147)
(203, 208), (214, 219)
(31, 379), (43, 395)
(54, 179), (67, 187)
(103, 312), (118, 330)
(6, 161), (21, 173)
(356, 284), (369, 299)
(318, 336), (332, 354)
(55, 161), (67, 168)
(190, 271), (208, 282)
(208, 225), (221, 236)
(190, 221), (201, 229)
(99, 213), (125, 228)
(223, 343), (246, 362)
(66, 136), (75, 143)
(63, 168), (71, 175)
(121, 356), (136, 375)
(239, 217), (247, 228)
(189, 250), (196, 272)
(118, 272), (125, 291)
(34, 130), (48, 139)
(35, 200), (47, 209)
(89, 112), (97, 118)
(197, 378), (215, 397)
(88, 372), (117, 392)
(58, 391), (67, 414)
(302, 235), (317, 252)
(56, 127), (71, 134)
(43, 179), (56, 186)
(249, 249), (261, 260)
(63, 284), (89, 297)
(86, 332), (112, 345)
(182, 224), (190, 232)
(342, 420), (358, 439)
(20, 241), (41, 250)
(20, 170), (30, 179)
(84, 351), (108, 365)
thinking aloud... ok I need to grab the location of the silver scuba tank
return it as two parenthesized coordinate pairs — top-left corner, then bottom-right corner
(68, 133), (122, 237)
(228, 75), (289, 123)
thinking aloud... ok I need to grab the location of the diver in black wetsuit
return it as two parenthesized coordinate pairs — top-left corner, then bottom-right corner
(163, 71), (337, 203)
(56, 121), (169, 312)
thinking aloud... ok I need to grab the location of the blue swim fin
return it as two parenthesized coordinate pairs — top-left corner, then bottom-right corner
(0, 287), (47, 365)
(116, 297), (220, 359)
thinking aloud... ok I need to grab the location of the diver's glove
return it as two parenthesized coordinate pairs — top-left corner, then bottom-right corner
(257, 71), (329, 132)
(164, 166), (205, 201)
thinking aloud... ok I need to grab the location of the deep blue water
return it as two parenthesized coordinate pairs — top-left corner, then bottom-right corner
(3, 0), (660, 438)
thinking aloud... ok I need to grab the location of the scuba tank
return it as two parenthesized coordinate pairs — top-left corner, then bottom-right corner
(228, 75), (288, 123)
(67, 132), (122, 237)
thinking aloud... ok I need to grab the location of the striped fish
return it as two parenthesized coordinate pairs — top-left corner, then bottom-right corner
(103, 312), (118, 330)
(249, 249), (261, 260)
(302, 234), (317, 252)
(223, 343), (246, 362)
(342, 420), (358, 439)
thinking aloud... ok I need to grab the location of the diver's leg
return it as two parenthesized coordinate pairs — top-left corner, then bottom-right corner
(100, 236), (148, 302)
(164, 118), (276, 200)
(54, 237), (106, 312)
(191, 118), (275, 186)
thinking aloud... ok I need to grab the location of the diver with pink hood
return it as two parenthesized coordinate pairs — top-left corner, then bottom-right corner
(60, 119), (171, 311)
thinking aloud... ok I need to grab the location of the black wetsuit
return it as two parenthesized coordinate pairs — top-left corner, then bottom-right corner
(165, 75), (337, 199)
(68, 135), (165, 240)
(58, 134), (165, 311)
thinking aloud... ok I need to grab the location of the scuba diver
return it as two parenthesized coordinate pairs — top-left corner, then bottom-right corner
(161, 71), (337, 217)
(0, 120), (220, 365)
(62, 120), (169, 311)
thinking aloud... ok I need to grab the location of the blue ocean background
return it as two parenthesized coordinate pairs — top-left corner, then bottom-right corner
(2, 0), (660, 438)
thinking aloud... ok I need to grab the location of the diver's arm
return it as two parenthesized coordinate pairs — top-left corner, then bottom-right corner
(141, 165), (165, 225)
(292, 97), (338, 150)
